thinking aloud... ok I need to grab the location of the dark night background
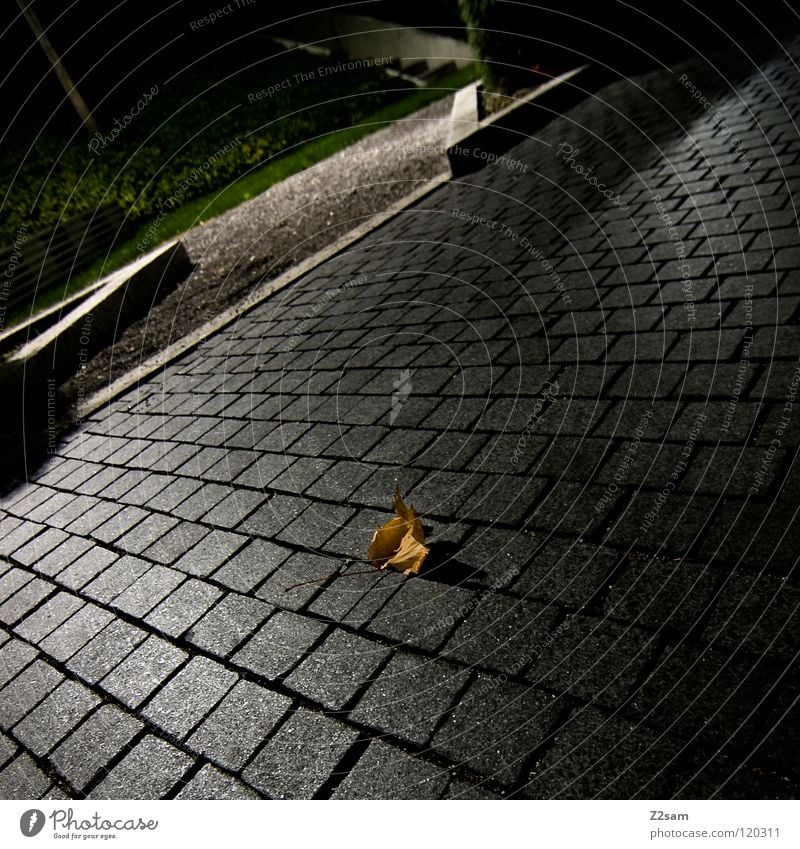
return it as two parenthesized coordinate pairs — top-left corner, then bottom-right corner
(3, 1), (799, 136)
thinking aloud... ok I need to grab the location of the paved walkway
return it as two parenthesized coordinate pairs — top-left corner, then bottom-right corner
(1, 36), (800, 799)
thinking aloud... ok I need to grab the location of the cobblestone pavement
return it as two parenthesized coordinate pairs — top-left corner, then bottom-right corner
(2, 36), (800, 800)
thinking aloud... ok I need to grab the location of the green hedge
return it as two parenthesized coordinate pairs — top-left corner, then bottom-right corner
(0, 49), (406, 240)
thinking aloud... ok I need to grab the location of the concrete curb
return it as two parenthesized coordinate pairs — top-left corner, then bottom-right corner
(0, 275), (110, 357)
(447, 65), (592, 177)
(2, 240), (192, 388)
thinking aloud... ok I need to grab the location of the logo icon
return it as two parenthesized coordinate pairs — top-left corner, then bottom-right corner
(390, 368), (414, 424)
(20, 810), (45, 837)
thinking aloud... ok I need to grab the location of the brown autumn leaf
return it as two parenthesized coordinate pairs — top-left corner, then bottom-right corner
(368, 484), (429, 575)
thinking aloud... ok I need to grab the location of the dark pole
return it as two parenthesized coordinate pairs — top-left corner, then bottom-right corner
(16, 0), (98, 134)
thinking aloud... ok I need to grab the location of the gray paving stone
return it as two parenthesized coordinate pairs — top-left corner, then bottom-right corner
(285, 629), (390, 710)
(170, 445), (222, 478)
(56, 546), (119, 591)
(238, 494), (310, 538)
(703, 572), (799, 658)
(89, 734), (194, 799)
(118, 473), (174, 506)
(140, 521), (209, 565)
(255, 551), (339, 611)
(466, 474), (551, 525)
(100, 635), (187, 708)
(0, 730), (17, 766)
(145, 579), (223, 638)
(42, 784), (71, 799)
(0, 578), (52, 626)
(456, 527), (539, 589)
(332, 739), (449, 799)
(142, 656), (237, 739)
(186, 593), (272, 656)
(146, 476), (204, 512)
(188, 680), (292, 770)
(116, 512), (179, 554)
(64, 499), (122, 536)
(523, 706), (682, 799)
(13, 592), (84, 644)
(91, 505), (149, 544)
(512, 538), (623, 609)
(211, 539), (293, 592)
(242, 709), (358, 799)
(443, 779), (504, 799)
(631, 643), (782, 748)
(353, 466), (426, 509)
(674, 751), (797, 800)
(748, 672), (800, 780)
(67, 619), (147, 684)
(110, 565), (185, 617)
(0, 567), (34, 603)
(531, 615), (657, 708)
(39, 603), (116, 662)
(171, 482), (232, 522)
(3, 484), (57, 515)
(32, 535), (95, 577)
(10, 527), (69, 566)
(233, 610), (327, 680)
(82, 555), (150, 603)
(0, 516), (22, 550)
(323, 508), (394, 558)
(442, 595), (560, 674)
(173, 530), (247, 577)
(12, 679), (101, 756)
(365, 429), (436, 465)
(0, 637), (38, 688)
(0, 659), (64, 729)
(366, 579), (478, 652)
(278, 503), (356, 549)
(432, 674), (560, 785)
(25, 491), (77, 524)
(604, 555), (718, 632)
(234, 453), (292, 489)
(305, 460), (374, 500)
(269, 457), (333, 495)
(351, 652), (469, 745)
(0, 751), (51, 799)
(175, 763), (259, 799)
(201, 488), (267, 528)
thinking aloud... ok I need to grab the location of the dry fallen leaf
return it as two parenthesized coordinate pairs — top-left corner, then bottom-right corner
(368, 484), (429, 575)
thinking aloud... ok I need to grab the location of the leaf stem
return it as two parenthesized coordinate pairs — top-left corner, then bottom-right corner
(283, 563), (378, 592)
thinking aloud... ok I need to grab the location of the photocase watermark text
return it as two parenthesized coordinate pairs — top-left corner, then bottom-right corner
(136, 137), (241, 255)
(556, 143), (630, 210)
(248, 57), (393, 102)
(640, 410), (706, 532)
(285, 274), (368, 350)
(595, 408), (654, 512)
(450, 143), (529, 172)
(511, 380), (561, 466)
(87, 86), (158, 154)
(391, 368), (413, 424)
(1, 222), (29, 331)
(189, 0), (256, 31)
(452, 208), (571, 305)
(677, 73), (751, 170)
